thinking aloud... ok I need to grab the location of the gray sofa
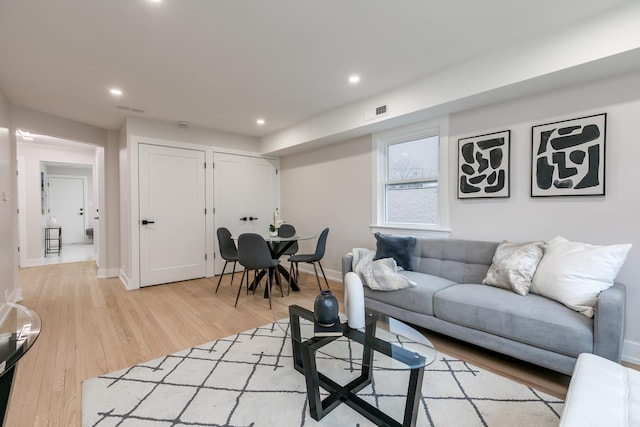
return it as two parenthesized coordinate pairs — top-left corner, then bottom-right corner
(342, 238), (626, 375)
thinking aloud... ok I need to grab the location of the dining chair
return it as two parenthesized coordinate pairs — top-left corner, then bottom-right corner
(236, 233), (283, 309)
(288, 228), (330, 294)
(215, 227), (238, 293)
(276, 224), (298, 256)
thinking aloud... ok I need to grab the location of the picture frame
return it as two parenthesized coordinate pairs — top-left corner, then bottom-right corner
(457, 130), (510, 199)
(531, 113), (606, 197)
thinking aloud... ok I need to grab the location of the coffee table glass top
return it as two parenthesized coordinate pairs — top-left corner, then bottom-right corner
(0, 303), (41, 376)
(276, 305), (437, 371)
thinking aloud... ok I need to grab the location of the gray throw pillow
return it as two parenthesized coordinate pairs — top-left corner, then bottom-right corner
(373, 233), (416, 271)
(482, 240), (546, 296)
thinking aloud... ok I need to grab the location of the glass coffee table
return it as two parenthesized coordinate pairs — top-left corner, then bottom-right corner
(277, 305), (437, 427)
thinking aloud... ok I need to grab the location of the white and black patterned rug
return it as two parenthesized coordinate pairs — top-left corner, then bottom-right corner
(82, 321), (563, 426)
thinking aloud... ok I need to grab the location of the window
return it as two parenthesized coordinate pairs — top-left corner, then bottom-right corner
(386, 136), (439, 224)
(373, 118), (450, 235)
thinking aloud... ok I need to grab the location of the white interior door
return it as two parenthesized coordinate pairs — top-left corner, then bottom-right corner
(139, 144), (207, 287)
(213, 153), (279, 274)
(48, 176), (85, 244)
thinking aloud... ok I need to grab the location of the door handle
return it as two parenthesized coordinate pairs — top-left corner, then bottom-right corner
(94, 217), (99, 220)
(141, 220), (155, 225)
(249, 217), (258, 221)
(240, 217), (248, 221)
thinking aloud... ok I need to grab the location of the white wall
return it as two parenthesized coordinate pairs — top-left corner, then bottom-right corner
(0, 90), (18, 303)
(17, 142), (96, 265)
(280, 135), (373, 281)
(279, 69), (640, 364)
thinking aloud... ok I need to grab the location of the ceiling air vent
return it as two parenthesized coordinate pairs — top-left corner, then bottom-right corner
(364, 104), (389, 121)
(116, 105), (145, 113)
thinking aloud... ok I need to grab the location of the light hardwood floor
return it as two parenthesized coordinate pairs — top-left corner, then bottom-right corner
(7, 261), (572, 426)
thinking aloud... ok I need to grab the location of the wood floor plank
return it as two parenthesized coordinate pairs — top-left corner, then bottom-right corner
(5, 261), (580, 426)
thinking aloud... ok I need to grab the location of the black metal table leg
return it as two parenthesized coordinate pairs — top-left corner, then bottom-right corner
(288, 305), (427, 427)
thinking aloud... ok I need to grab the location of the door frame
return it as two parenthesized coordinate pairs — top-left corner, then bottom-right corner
(127, 135), (280, 290)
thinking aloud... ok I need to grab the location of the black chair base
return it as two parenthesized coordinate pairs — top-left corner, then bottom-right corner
(215, 260), (237, 293)
(288, 261), (330, 295)
(235, 267), (284, 309)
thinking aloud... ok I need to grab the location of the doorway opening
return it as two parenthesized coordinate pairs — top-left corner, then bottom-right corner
(16, 131), (101, 267)
(43, 165), (94, 264)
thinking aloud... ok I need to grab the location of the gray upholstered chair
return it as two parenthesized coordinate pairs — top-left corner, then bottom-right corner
(288, 228), (330, 293)
(275, 224), (298, 256)
(236, 233), (282, 309)
(215, 227), (238, 293)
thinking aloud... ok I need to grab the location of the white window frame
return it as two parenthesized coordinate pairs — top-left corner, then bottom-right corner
(371, 117), (451, 238)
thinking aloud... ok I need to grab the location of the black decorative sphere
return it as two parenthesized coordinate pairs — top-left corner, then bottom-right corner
(314, 290), (339, 327)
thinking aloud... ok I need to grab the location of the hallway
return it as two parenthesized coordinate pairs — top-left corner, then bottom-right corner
(42, 243), (94, 265)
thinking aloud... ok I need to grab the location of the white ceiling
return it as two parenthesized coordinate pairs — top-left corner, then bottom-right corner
(0, 0), (633, 138)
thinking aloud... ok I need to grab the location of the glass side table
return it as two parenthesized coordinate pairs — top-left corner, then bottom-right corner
(276, 305), (437, 427)
(0, 303), (41, 424)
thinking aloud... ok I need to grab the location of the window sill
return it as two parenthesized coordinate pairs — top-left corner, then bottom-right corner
(370, 224), (451, 238)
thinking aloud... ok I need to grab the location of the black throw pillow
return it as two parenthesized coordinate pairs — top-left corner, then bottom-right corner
(373, 232), (417, 271)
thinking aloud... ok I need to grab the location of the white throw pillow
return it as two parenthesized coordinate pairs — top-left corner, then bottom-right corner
(482, 240), (546, 296)
(530, 236), (631, 318)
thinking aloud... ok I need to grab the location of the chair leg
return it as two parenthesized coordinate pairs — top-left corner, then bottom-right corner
(252, 270), (259, 295)
(311, 262), (322, 292)
(215, 261), (229, 293)
(276, 267), (284, 297)
(317, 261), (330, 289)
(288, 262), (295, 295)
(234, 269), (246, 307)
(267, 269), (272, 309)
(230, 261), (237, 285)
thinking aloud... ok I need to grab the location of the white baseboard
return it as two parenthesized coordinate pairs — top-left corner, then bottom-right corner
(119, 270), (139, 290)
(295, 264), (343, 285)
(97, 268), (120, 279)
(22, 258), (44, 268)
(622, 339), (640, 365)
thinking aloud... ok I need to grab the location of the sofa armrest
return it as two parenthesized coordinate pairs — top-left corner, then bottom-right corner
(593, 282), (626, 362)
(342, 253), (354, 282)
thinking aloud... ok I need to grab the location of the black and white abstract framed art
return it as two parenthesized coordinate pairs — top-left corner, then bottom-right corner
(458, 130), (510, 199)
(531, 113), (606, 197)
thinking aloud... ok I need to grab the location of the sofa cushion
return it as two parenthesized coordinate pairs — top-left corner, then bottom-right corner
(374, 233), (416, 271)
(433, 284), (593, 357)
(364, 271), (456, 316)
(412, 239), (498, 283)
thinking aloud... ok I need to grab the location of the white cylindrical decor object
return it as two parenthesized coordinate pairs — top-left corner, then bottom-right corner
(47, 215), (58, 227)
(344, 272), (365, 329)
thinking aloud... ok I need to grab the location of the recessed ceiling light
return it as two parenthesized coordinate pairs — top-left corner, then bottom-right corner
(110, 88), (123, 96)
(256, 118), (266, 125)
(148, 0), (162, 3)
(348, 75), (361, 84)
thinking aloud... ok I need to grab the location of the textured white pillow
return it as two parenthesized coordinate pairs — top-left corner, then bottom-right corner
(482, 240), (546, 296)
(530, 236), (631, 318)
